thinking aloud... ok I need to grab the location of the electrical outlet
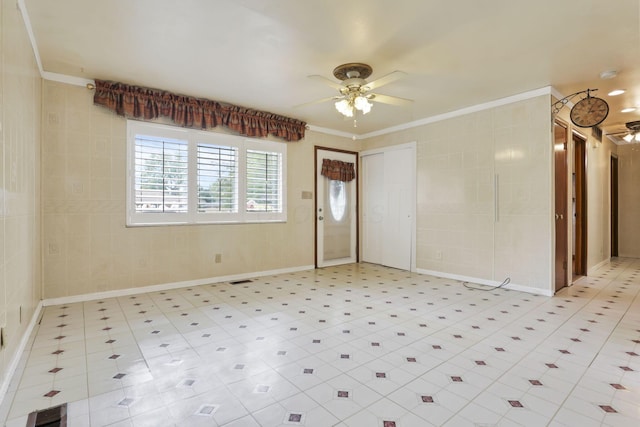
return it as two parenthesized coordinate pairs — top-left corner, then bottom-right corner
(435, 250), (443, 260)
(215, 254), (222, 263)
(48, 242), (59, 255)
(48, 112), (59, 124)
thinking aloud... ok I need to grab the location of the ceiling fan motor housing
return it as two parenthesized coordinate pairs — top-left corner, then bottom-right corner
(626, 120), (640, 131)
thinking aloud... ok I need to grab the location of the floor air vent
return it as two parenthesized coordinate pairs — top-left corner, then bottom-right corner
(26, 403), (67, 427)
(229, 279), (253, 285)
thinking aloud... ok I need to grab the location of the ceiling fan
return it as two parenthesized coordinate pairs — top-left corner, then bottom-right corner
(298, 63), (413, 123)
(608, 120), (640, 143)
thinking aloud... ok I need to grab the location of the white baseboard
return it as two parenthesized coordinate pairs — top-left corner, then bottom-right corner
(0, 301), (44, 405)
(587, 258), (610, 275)
(43, 265), (316, 306)
(416, 268), (554, 297)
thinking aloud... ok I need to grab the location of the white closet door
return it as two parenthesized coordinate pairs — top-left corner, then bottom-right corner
(383, 148), (413, 270)
(362, 145), (414, 271)
(362, 153), (385, 264)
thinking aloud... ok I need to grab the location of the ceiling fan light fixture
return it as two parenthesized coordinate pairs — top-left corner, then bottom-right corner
(335, 99), (353, 117)
(623, 133), (634, 142)
(608, 89), (625, 96)
(354, 95), (372, 114)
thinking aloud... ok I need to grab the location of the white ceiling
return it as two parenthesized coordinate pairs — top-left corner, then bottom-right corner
(23, 0), (640, 137)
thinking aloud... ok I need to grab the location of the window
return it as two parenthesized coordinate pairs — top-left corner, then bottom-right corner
(127, 121), (286, 225)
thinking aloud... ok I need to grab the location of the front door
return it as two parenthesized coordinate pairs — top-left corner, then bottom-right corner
(315, 147), (358, 267)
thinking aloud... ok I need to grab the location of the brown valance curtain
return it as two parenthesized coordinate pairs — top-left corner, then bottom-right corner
(93, 79), (306, 142)
(321, 159), (356, 182)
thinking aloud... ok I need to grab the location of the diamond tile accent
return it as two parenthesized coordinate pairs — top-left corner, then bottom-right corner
(599, 405), (617, 413)
(195, 404), (219, 416)
(509, 400), (524, 408)
(44, 390), (60, 397)
(288, 413), (303, 422)
(421, 395), (434, 403)
(48, 367), (63, 374)
(117, 398), (135, 407)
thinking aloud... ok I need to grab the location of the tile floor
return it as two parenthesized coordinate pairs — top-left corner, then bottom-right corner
(1, 259), (639, 426)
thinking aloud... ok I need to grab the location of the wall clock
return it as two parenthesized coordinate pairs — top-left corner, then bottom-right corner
(570, 96), (609, 128)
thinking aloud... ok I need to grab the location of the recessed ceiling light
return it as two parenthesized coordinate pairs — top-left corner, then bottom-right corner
(608, 89), (625, 96)
(621, 107), (636, 113)
(600, 70), (618, 79)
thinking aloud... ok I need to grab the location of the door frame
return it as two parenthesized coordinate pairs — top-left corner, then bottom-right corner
(611, 155), (619, 258)
(572, 131), (588, 278)
(314, 146), (359, 268)
(553, 119), (569, 292)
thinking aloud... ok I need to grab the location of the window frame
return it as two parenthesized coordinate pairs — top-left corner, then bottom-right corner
(127, 120), (287, 226)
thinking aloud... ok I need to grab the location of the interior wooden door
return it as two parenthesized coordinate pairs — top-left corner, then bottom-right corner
(554, 121), (568, 292)
(573, 133), (587, 278)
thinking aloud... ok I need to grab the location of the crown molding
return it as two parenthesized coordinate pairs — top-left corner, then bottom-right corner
(17, 0), (43, 74)
(359, 86), (555, 140)
(42, 71), (95, 87)
(306, 125), (356, 140)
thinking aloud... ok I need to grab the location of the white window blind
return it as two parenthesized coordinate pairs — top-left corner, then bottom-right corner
(246, 150), (282, 213)
(134, 136), (188, 213)
(197, 144), (238, 213)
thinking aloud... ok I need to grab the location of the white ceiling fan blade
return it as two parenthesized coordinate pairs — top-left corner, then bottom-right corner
(308, 75), (343, 90)
(368, 93), (413, 106)
(364, 71), (407, 91)
(294, 96), (340, 109)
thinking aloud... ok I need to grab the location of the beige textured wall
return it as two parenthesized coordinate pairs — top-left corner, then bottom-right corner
(586, 134), (618, 268)
(618, 144), (640, 257)
(41, 81), (355, 298)
(363, 95), (553, 292)
(0, 0), (42, 384)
